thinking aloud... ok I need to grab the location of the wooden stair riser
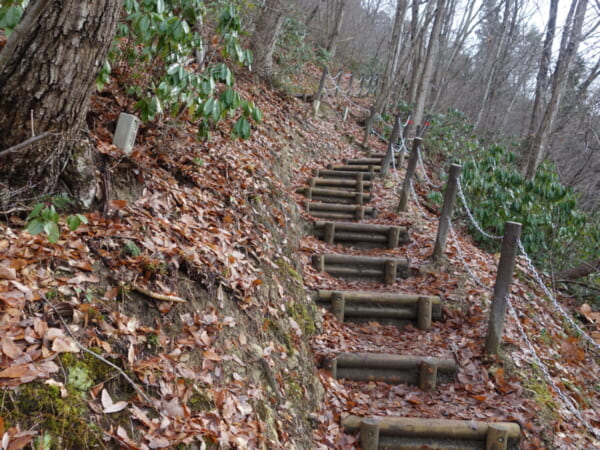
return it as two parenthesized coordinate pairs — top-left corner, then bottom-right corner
(308, 177), (372, 191)
(344, 416), (520, 450)
(314, 169), (375, 180)
(323, 353), (456, 388)
(313, 291), (441, 330)
(304, 202), (377, 220)
(343, 157), (398, 165)
(300, 187), (371, 204)
(312, 254), (410, 284)
(313, 221), (408, 248)
(327, 164), (380, 173)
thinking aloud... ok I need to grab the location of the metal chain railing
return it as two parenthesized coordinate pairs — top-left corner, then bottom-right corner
(417, 150), (443, 189)
(507, 298), (600, 440)
(448, 223), (491, 292)
(456, 179), (503, 240)
(517, 240), (600, 353)
(449, 217), (599, 439)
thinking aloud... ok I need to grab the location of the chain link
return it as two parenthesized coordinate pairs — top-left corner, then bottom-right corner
(449, 223), (491, 292)
(507, 297), (600, 440)
(417, 150), (444, 189)
(456, 179), (503, 240)
(517, 240), (600, 353)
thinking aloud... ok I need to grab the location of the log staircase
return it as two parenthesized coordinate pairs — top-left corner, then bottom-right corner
(298, 152), (521, 449)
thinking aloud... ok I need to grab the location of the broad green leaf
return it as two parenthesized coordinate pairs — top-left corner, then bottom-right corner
(44, 221), (60, 244)
(26, 219), (45, 236)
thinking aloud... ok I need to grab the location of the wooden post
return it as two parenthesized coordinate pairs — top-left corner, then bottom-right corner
(312, 255), (325, 272)
(397, 136), (422, 212)
(331, 291), (345, 322)
(348, 73), (354, 93)
(381, 113), (401, 177)
(419, 359), (438, 391)
(360, 418), (380, 450)
(384, 260), (397, 285)
(484, 222), (522, 356)
(432, 164), (462, 261)
(356, 172), (364, 193)
(387, 226), (400, 249)
(343, 106), (349, 122)
(486, 424), (509, 450)
(417, 296), (432, 330)
(324, 223), (335, 244)
(355, 193), (364, 205)
(322, 357), (337, 378)
(304, 187), (312, 200)
(355, 206), (365, 220)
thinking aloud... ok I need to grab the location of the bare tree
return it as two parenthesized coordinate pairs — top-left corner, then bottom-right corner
(407, 0), (445, 137)
(524, 0), (589, 179)
(313, 0), (347, 116)
(362, 0), (408, 146)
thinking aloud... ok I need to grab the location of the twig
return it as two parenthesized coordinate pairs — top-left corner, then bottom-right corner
(0, 131), (54, 158)
(41, 294), (151, 403)
(132, 284), (187, 303)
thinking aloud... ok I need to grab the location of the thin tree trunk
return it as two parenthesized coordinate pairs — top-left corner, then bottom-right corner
(362, 0), (408, 146)
(313, 0), (346, 116)
(0, 0), (123, 208)
(526, 0), (559, 140)
(475, 0), (512, 129)
(408, 0), (445, 137)
(524, 0), (588, 180)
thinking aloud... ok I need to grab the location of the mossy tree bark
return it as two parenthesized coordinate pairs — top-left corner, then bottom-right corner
(0, 0), (122, 209)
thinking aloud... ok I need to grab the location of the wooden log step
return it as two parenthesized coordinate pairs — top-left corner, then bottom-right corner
(327, 164), (380, 173)
(304, 202), (377, 220)
(312, 290), (441, 329)
(298, 187), (371, 204)
(313, 221), (408, 248)
(309, 177), (372, 191)
(322, 353), (456, 387)
(343, 157), (388, 165)
(312, 254), (410, 284)
(370, 152), (403, 160)
(343, 416), (520, 450)
(314, 169), (375, 180)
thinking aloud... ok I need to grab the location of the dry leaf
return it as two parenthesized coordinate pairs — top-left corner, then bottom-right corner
(51, 336), (79, 353)
(101, 389), (128, 413)
(0, 266), (16, 280)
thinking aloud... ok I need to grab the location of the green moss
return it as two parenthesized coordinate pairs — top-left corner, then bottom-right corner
(5, 382), (103, 449)
(187, 388), (214, 412)
(276, 258), (303, 284)
(264, 318), (295, 356)
(287, 302), (317, 336)
(524, 366), (559, 423)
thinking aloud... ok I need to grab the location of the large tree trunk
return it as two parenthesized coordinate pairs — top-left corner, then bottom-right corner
(523, 0), (588, 180)
(250, 0), (289, 82)
(0, 0), (122, 209)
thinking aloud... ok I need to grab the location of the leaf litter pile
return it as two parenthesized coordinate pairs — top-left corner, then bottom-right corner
(0, 69), (598, 449)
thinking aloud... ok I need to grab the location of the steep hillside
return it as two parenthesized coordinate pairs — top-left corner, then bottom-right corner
(0, 66), (598, 450)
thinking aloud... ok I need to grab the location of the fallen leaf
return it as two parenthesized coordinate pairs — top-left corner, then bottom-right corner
(0, 266), (16, 280)
(101, 389), (128, 413)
